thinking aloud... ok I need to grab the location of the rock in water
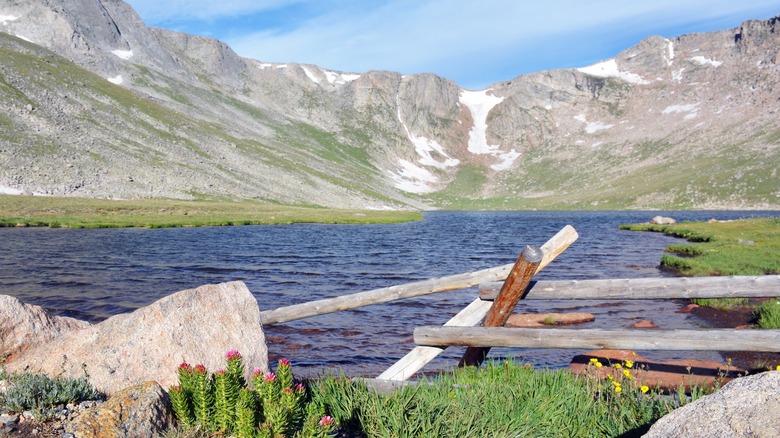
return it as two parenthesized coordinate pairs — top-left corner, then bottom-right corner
(643, 371), (780, 437)
(0, 294), (91, 361)
(6, 281), (269, 394)
(651, 216), (676, 225)
(65, 381), (172, 438)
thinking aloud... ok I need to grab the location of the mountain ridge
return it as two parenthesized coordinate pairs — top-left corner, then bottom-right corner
(1, 0), (778, 210)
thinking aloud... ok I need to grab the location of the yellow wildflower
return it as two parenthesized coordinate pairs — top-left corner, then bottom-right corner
(622, 369), (632, 378)
(776, 365), (780, 371)
(640, 385), (649, 394)
(607, 374), (613, 380)
(611, 380), (620, 387)
(595, 362), (603, 368)
(589, 358), (598, 364)
(614, 385), (622, 393)
(614, 363), (622, 369)
(625, 360), (633, 368)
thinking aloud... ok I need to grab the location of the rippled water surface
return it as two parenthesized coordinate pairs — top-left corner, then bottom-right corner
(1, 210), (777, 377)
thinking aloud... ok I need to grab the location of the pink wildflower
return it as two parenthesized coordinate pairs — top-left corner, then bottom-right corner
(225, 349), (242, 361)
(279, 358), (291, 367)
(264, 372), (276, 382)
(171, 385), (181, 392)
(294, 383), (305, 392)
(253, 368), (264, 377)
(194, 364), (207, 374)
(215, 369), (226, 375)
(318, 416), (334, 427)
(283, 388), (293, 394)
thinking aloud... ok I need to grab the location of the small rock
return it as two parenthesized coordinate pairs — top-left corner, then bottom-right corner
(676, 303), (699, 313)
(630, 319), (657, 329)
(65, 381), (173, 438)
(651, 216), (676, 225)
(738, 239), (755, 245)
(0, 414), (19, 426)
(506, 312), (595, 328)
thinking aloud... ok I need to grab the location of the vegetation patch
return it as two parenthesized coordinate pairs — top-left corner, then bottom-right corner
(619, 218), (780, 276)
(0, 195), (421, 228)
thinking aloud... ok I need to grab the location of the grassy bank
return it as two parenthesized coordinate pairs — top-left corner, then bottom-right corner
(0, 195), (421, 228)
(619, 218), (780, 276)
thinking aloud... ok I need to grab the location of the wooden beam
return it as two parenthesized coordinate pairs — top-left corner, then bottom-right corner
(479, 275), (780, 300)
(414, 326), (780, 352)
(459, 245), (543, 367)
(376, 225), (578, 380)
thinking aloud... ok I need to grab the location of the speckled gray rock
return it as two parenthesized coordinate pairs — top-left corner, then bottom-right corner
(6, 281), (269, 394)
(64, 381), (172, 438)
(0, 294), (90, 360)
(643, 371), (780, 437)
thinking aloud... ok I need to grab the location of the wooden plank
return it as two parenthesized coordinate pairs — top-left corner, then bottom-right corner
(376, 225), (579, 380)
(479, 275), (780, 300)
(414, 326), (780, 352)
(459, 245), (543, 367)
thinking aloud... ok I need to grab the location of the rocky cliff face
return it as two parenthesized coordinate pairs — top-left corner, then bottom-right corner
(1, 0), (778, 209)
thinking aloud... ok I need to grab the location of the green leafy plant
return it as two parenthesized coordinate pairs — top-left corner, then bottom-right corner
(755, 300), (780, 329)
(168, 351), (334, 437)
(0, 371), (102, 413)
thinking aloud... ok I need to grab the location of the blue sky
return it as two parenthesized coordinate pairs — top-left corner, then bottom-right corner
(123, 0), (779, 90)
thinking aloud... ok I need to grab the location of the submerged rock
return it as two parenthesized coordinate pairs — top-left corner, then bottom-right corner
(6, 281), (269, 394)
(506, 312), (595, 327)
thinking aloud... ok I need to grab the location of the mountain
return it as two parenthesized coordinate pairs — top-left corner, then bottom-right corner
(1, 0), (778, 210)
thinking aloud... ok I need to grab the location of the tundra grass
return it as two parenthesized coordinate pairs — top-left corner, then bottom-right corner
(619, 218), (780, 276)
(309, 360), (708, 438)
(0, 195), (421, 228)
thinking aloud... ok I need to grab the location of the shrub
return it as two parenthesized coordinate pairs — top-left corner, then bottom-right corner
(755, 300), (780, 329)
(0, 371), (102, 413)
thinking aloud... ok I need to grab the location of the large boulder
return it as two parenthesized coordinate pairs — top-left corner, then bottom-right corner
(6, 281), (269, 394)
(644, 371), (780, 437)
(65, 381), (172, 438)
(651, 216), (676, 225)
(0, 294), (91, 361)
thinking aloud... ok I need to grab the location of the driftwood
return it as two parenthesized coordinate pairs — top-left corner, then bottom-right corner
(479, 275), (780, 300)
(376, 225), (578, 380)
(414, 326), (780, 352)
(459, 245), (543, 367)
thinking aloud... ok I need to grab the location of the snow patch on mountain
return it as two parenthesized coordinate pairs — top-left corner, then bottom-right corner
(663, 103), (700, 120)
(390, 159), (438, 194)
(301, 66), (320, 84)
(690, 56), (722, 67)
(578, 59), (650, 84)
(574, 114), (614, 134)
(665, 39), (675, 66)
(324, 70), (360, 85)
(111, 49), (133, 60)
(0, 14), (20, 25)
(460, 89), (520, 170)
(107, 75), (123, 84)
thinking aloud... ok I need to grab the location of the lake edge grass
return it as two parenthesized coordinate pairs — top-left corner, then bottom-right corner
(0, 195), (422, 228)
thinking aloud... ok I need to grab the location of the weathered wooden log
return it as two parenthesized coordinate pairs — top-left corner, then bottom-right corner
(259, 225), (578, 325)
(478, 275), (780, 300)
(376, 225), (578, 380)
(414, 326), (780, 352)
(459, 245), (543, 367)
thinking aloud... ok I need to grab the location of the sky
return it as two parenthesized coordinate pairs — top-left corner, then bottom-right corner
(123, 0), (779, 90)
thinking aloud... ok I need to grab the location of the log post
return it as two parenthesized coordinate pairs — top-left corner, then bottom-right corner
(458, 245), (543, 367)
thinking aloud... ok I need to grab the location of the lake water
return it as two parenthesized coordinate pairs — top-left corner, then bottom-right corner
(1, 210), (777, 377)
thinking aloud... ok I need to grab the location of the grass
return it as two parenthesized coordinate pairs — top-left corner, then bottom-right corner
(755, 300), (780, 329)
(0, 195), (421, 228)
(308, 360), (710, 437)
(621, 217), (780, 316)
(619, 218), (780, 276)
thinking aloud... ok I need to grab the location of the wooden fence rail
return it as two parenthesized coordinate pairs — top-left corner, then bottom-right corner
(479, 275), (780, 300)
(413, 327), (780, 352)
